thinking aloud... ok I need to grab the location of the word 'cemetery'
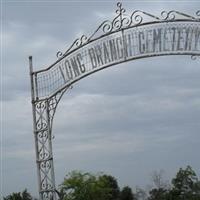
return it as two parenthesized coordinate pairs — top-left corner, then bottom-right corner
(36, 22), (200, 98)
(59, 23), (199, 83)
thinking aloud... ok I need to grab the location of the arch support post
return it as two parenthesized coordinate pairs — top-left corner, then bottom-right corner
(29, 56), (57, 200)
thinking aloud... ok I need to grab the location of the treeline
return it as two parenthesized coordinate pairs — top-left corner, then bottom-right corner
(3, 166), (200, 200)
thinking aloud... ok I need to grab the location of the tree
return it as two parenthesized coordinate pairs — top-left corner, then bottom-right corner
(59, 171), (119, 200)
(150, 170), (170, 190)
(4, 189), (32, 200)
(148, 170), (170, 200)
(100, 175), (120, 200)
(169, 165), (200, 200)
(148, 188), (169, 200)
(135, 187), (147, 200)
(120, 186), (135, 200)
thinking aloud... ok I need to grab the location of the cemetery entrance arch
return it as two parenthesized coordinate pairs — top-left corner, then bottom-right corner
(29, 3), (200, 200)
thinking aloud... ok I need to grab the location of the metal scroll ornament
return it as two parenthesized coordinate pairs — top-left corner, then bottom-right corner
(57, 2), (200, 58)
(191, 55), (200, 60)
(29, 3), (200, 200)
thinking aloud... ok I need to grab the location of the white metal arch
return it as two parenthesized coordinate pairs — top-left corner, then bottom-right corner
(29, 2), (200, 200)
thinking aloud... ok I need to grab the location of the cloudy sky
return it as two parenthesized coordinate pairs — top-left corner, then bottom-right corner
(1, 0), (200, 198)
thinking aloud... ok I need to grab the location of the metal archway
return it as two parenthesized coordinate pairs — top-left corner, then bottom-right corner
(29, 2), (200, 200)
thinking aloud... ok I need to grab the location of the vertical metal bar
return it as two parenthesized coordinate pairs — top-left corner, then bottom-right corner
(35, 73), (39, 101)
(46, 100), (57, 200)
(29, 56), (42, 200)
(122, 29), (127, 61)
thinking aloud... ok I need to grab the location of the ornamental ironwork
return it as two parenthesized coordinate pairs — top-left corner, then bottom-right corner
(29, 2), (200, 200)
(57, 2), (200, 57)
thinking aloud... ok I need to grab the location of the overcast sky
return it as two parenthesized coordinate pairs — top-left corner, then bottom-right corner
(1, 0), (200, 198)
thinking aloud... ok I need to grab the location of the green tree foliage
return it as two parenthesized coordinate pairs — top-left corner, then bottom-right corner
(169, 165), (200, 200)
(100, 175), (120, 200)
(59, 171), (120, 200)
(148, 188), (169, 200)
(148, 166), (200, 200)
(4, 166), (200, 200)
(120, 186), (135, 200)
(4, 189), (32, 200)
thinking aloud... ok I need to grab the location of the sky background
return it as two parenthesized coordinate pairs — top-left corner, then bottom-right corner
(1, 0), (200, 198)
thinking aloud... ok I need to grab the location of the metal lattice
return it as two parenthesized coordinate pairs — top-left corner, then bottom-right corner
(29, 2), (200, 200)
(30, 58), (69, 199)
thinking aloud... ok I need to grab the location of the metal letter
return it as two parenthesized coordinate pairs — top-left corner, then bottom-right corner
(109, 39), (118, 61)
(177, 27), (184, 51)
(65, 59), (73, 80)
(139, 31), (145, 54)
(116, 36), (124, 59)
(194, 27), (200, 51)
(163, 28), (170, 51)
(94, 45), (104, 66)
(88, 48), (97, 68)
(103, 42), (111, 64)
(76, 53), (86, 73)
(153, 28), (162, 52)
(145, 29), (153, 53)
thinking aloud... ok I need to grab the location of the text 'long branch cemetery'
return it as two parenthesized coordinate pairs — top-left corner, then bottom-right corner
(35, 22), (200, 99)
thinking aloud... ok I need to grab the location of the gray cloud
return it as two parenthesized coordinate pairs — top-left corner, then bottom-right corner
(1, 0), (200, 198)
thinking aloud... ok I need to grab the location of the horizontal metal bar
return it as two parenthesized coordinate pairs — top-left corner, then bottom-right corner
(36, 157), (53, 163)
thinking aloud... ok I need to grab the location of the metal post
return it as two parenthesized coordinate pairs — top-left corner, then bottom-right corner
(29, 56), (57, 200)
(29, 56), (43, 200)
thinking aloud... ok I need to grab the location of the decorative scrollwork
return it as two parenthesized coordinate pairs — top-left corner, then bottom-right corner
(36, 101), (46, 110)
(41, 161), (51, 169)
(56, 2), (199, 58)
(42, 192), (49, 199)
(191, 55), (200, 60)
(57, 35), (88, 58)
(131, 10), (160, 25)
(38, 131), (48, 139)
(39, 151), (50, 160)
(36, 121), (47, 130)
(42, 192), (53, 200)
(56, 51), (63, 58)
(161, 10), (198, 21)
(197, 10), (200, 17)
(48, 86), (70, 137)
(34, 93), (66, 198)
(35, 101), (48, 131)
